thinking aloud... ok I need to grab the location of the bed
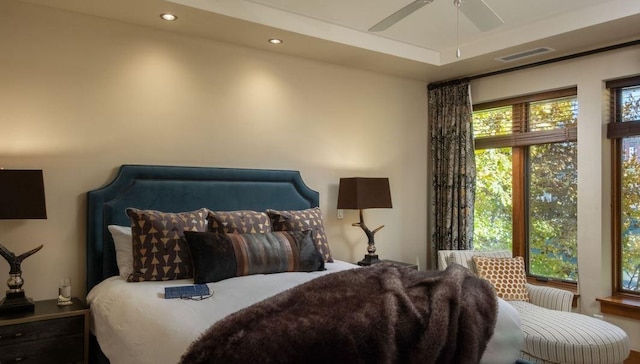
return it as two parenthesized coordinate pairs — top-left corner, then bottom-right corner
(86, 164), (523, 364)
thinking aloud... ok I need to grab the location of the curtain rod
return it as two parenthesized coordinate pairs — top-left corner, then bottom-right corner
(429, 38), (640, 89)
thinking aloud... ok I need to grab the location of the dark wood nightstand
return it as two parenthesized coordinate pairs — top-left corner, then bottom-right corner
(0, 297), (89, 364)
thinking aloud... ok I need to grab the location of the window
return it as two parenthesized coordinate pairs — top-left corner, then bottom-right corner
(607, 76), (640, 295)
(473, 88), (578, 283)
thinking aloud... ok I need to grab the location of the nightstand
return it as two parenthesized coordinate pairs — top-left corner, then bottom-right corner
(0, 297), (89, 364)
(377, 259), (419, 270)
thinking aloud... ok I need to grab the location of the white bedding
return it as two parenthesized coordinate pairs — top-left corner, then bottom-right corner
(87, 260), (523, 364)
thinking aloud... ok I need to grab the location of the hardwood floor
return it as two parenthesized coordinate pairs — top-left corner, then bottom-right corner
(625, 350), (640, 364)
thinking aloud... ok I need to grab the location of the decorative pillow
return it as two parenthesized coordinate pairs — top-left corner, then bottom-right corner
(266, 207), (333, 262)
(126, 208), (208, 282)
(207, 210), (272, 234)
(184, 230), (325, 284)
(107, 225), (133, 278)
(473, 256), (530, 302)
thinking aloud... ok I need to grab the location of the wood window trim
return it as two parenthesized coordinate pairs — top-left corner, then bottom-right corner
(606, 136), (640, 316)
(602, 75), (640, 314)
(474, 89), (578, 282)
(474, 88), (577, 149)
(512, 147), (526, 259)
(611, 137), (624, 294)
(475, 127), (577, 150)
(597, 294), (640, 321)
(607, 120), (640, 139)
(606, 75), (640, 90)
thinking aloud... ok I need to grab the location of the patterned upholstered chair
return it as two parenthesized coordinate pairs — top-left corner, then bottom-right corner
(438, 250), (631, 364)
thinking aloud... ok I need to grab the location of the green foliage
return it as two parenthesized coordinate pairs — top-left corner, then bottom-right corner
(621, 153), (640, 290)
(621, 86), (640, 122)
(619, 86), (640, 291)
(474, 107), (512, 137)
(621, 152), (640, 291)
(528, 142), (577, 280)
(474, 147), (512, 251)
(473, 86), (640, 289)
(473, 99), (578, 282)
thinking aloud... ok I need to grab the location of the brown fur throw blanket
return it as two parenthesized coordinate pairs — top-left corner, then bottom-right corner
(180, 263), (497, 364)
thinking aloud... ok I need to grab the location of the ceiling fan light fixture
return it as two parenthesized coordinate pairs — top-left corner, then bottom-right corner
(368, 0), (503, 33)
(368, 0), (434, 32)
(459, 0), (504, 31)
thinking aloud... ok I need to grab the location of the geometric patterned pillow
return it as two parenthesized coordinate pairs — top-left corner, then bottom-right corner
(473, 256), (530, 302)
(207, 210), (272, 234)
(266, 207), (333, 262)
(126, 208), (208, 282)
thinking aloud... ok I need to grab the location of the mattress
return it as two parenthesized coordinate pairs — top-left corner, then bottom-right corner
(87, 260), (523, 364)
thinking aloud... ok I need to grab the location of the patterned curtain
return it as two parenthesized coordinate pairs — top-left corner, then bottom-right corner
(428, 79), (475, 264)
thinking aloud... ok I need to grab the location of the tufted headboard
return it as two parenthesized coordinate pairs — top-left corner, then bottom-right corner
(86, 164), (319, 293)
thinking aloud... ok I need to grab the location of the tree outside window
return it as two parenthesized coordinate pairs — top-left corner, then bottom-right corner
(473, 89), (578, 282)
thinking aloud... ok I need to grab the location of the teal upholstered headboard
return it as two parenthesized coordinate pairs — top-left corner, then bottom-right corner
(86, 165), (319, 293)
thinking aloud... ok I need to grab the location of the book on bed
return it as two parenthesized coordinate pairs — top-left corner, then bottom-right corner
(164, 284), (210, 299)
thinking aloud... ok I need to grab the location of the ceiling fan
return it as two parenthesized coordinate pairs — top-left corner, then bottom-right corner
(368, 0), (504, 32)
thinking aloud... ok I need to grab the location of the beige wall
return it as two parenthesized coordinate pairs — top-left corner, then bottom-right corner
(4, 0), (637, 351)
(471, 45), (640, 350)
(0, 2), (428, 300)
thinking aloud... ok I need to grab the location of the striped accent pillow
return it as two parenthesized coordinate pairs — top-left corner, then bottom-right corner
(184, 230), (325, 283)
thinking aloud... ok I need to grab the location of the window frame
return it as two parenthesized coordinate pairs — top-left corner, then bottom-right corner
(473, 87), (578, 288)
(607, 75), (640, 297)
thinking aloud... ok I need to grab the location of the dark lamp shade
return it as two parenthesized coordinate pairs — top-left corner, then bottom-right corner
(0, 170), (47, 219)
(337, 177), (392, 210)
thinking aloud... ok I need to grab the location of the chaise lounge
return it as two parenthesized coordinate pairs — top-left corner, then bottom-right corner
(437, 250), (630, 364)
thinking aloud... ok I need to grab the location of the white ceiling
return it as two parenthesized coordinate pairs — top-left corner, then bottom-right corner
(18, 0), (640, 82)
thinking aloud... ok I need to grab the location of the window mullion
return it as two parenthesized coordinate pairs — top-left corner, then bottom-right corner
(611, 138), (623, 292)
(512, 146), (527, 260)
(512, 102), (528, 261)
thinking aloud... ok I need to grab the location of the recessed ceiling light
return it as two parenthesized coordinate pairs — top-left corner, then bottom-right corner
(268, 38), (283, 45)
(160, 13), (178, 21)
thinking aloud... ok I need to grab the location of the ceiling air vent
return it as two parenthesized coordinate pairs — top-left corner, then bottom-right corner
(495, 47), (555, 62)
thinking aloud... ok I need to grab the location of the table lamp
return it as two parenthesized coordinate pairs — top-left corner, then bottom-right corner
(0, 169), (47, 315)
(337, 177), (392, 266)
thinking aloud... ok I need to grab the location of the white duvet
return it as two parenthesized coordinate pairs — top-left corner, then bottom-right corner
(87, 261), (523, 364)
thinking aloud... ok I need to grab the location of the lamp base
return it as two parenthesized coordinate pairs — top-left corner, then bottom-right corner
(357, 254), (380, 266)
(0, 291), (35, 316)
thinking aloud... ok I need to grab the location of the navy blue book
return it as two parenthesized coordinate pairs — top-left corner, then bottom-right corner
(164, 284), (210, 299)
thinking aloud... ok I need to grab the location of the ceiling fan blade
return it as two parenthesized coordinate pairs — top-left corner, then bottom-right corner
(369, 0), (435, 32)
(459, 0), (504, 31)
